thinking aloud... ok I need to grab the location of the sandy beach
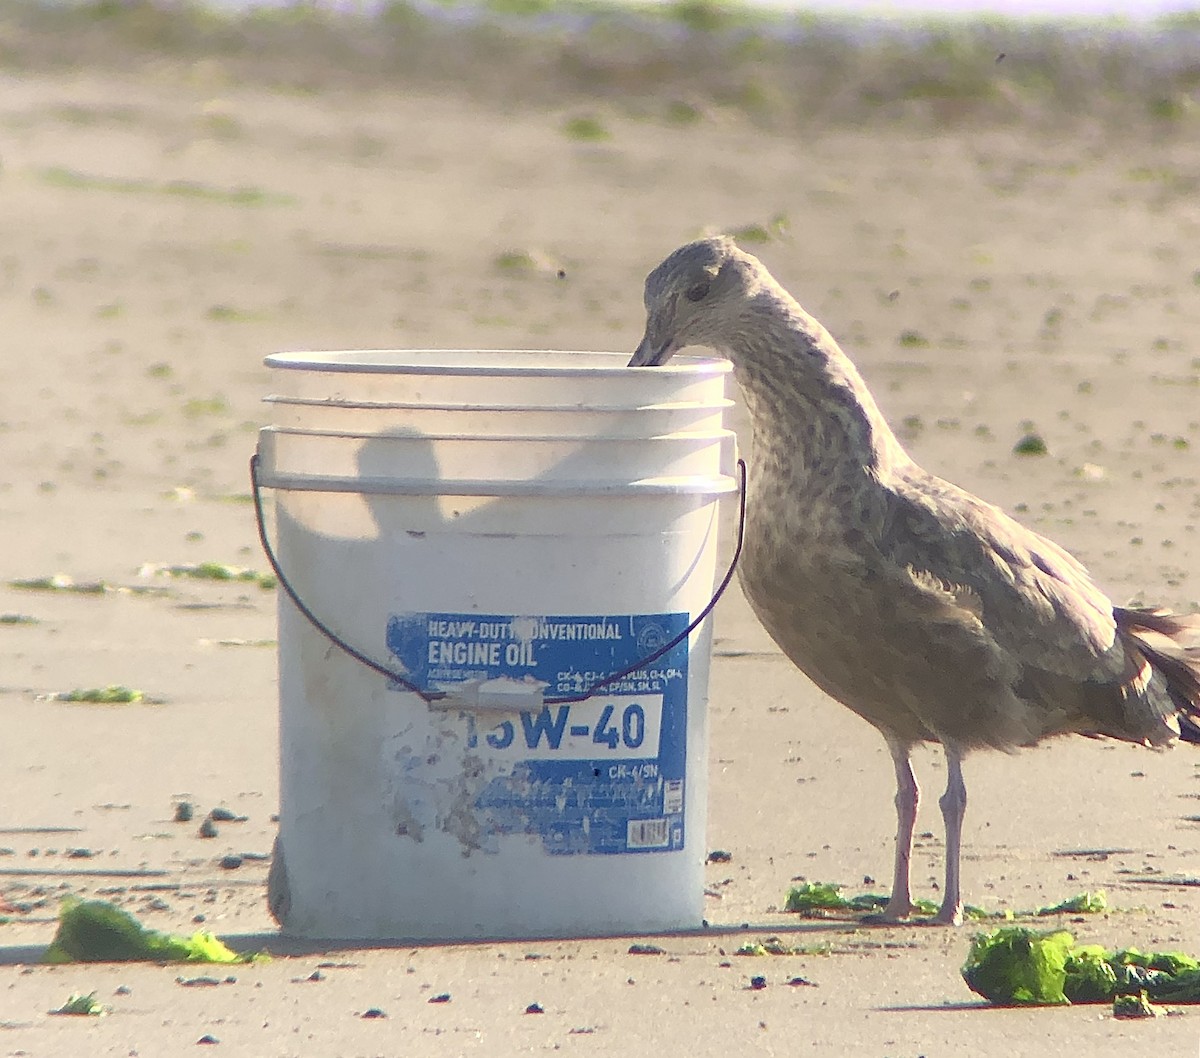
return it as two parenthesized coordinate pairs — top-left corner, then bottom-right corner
(1, 4), (1199, 1054)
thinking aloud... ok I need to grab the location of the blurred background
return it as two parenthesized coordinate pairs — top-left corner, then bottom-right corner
(1, 0), (1198, 965)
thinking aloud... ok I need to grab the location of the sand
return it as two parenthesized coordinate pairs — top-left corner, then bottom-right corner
(1, 14), (1199, 1056)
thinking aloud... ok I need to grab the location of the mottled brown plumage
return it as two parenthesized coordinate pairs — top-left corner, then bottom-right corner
(630, 236), (1200, 925)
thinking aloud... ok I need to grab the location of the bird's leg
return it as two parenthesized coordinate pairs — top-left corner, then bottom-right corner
(878, 737), (919, 922)
(934, 744), (967, 926)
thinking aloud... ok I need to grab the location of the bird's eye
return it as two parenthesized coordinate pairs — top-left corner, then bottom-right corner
(685, 282), (710, 303)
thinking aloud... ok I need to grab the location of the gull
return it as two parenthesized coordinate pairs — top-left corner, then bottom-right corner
(629, 236), (1200, 925)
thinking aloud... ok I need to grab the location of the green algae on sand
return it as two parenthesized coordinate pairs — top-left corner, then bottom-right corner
(963, 925), (1200, 1009)
(45, 897), (254, 964)
(784, 881), (1106, 921)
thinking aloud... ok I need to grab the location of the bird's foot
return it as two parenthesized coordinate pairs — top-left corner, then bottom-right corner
(931, 901), (963, 927)
(860, 896), (914, 925)
(861, 896), (964, 927)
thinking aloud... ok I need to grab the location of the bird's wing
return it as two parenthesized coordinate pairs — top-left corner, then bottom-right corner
(878, 468), (1124, 683)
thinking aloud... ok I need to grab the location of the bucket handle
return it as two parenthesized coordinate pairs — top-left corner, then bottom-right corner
(249, 452), (746, 708)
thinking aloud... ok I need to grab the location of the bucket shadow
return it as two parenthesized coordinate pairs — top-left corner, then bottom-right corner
(211, 918), (867, 958)
(0, 913), (939, 965)
(0, 918), (854, 965)
(875, 1002), (1001, 1012)
(0, 943), (51, 966)
(344, 424), (725, 615)
(277, 422), (729, 682)
(275, 422), (687, 637)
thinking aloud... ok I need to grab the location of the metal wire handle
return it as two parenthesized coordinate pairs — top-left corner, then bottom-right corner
(249, 452), (746, 707)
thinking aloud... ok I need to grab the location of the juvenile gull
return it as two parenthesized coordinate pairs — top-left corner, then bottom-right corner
(630, 236), (1200, 925)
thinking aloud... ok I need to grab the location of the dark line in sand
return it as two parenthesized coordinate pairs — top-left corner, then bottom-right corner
(0, 827), (85, 835)
(0, 867), (170, 878)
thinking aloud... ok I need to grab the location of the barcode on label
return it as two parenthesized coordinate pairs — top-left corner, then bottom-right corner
(626, 818), (669, 849)
(663, 779), (683, 815)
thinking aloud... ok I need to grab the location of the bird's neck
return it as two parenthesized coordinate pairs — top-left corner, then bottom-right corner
(725, 290), (910, 493)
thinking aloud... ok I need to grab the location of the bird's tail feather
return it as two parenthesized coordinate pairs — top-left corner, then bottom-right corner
(1115, 607), (1200, 744)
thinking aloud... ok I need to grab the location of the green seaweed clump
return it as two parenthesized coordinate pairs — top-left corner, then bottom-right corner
(734, 937), (820, 956)
(1062, 944), (1118, 1003)
(45, 897), (245, 964)
(785, 881), (1106, 922)
(964, 927), (1200, 1008)
(49, 991), (109, 1016)
(1113, 991), (1160, 1019)
(1039, 890), (1107, 915)
(61, 685), (144, 704)
(784, 881), (964, 918)
(1114, 947), (1199, 975)
(1147, 968), (1200, 1003)
(1013, 432), (1048, 456)
(9, 574), (106, 594)
(784, 881), (856, 913)
(783, 880), (930, 915)
(562, 115), (610, 142)
(143, 561), (276, 588)
(963, 926), (1074, 1005)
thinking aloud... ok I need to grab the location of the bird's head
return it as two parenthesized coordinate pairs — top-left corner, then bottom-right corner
(628, 236), (763, 367)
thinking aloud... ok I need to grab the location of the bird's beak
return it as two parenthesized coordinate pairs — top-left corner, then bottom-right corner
(628, 323), (676, 367)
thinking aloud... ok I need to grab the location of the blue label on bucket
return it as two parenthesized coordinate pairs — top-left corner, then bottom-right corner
(385, 611), (688, 855)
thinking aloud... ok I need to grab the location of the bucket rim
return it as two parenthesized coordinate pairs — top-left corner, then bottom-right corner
(261, 394), (735, 414)
(257, 469), (738, 497)
(258, 424), (737, 444)
(264, 349), (732, 377)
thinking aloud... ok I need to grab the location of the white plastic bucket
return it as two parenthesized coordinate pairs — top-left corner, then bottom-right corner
(261, 398), (731, 439)
(256, 349), (736, 941)
(263, 349), (728, 406)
